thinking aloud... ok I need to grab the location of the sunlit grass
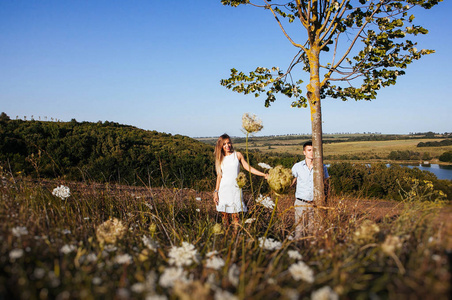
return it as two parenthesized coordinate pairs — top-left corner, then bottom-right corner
(1, 173), (450, 299)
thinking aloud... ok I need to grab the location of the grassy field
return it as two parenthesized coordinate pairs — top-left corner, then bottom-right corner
(199, 135), (452, 164)
(1, 172), (451, 299)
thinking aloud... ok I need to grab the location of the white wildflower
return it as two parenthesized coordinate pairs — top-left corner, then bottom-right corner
(206, 250), (219, 257)
(86, 253), (98, 263)
(228, 264), (240, 287)
(104, 245), (118, 252)
(195, 197), (202, 201)
(114, 254), (133, 265)
(206, 256), (225, 270)
(244, 218), (255, 224)
(381, 235), (402, 256)
(353, 220), (380, 243)
(256, 194), (275, 209)
(242, 113), (263, 134)
(12, 226), (28, 237)
(432, 254), (441, 262)
(214, 289), (238, 300)
(288, 261), (314, 283)
(158, 267), (189, 288)
(60, 244), (76, 254)
(142, 235), (159, 252)
(288, 250), (302, 260)
(258, 162), (272, 170)
(52, 185), (71, 200)
(258, 237), (282, 251)
(196, 209), (200, 212)
(311, 286), (339, 300)
(131, 282), (146, 293)
(9, 248), (24, 260)
(168, 241), (199, 267)
(33, 268), (46, 279)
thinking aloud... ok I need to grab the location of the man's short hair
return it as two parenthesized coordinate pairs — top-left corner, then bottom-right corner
(303, 141), (312, 150)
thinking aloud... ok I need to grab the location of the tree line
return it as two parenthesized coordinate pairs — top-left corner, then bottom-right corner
(0, 113), (215, 189)
(1, 112), (450, 199)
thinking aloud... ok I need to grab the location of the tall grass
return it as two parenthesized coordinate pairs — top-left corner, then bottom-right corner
(0, 169), (450, 299)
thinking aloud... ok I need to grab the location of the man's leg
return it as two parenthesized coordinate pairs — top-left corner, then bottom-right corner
(294, 200), (305, 239)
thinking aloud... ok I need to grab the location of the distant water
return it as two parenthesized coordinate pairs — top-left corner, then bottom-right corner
(401, 164), (452, 181)
(326, 163), (452, 180)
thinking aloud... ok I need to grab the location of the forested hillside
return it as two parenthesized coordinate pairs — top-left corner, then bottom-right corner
(0, 113), (215, 189)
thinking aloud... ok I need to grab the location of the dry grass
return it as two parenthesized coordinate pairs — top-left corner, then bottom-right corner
(1, 175), (451, 299)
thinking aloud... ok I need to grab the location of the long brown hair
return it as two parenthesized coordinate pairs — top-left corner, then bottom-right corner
(214, 133), (233, 176)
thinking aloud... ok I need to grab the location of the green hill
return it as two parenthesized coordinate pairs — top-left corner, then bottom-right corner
(0, 113), (215, 189)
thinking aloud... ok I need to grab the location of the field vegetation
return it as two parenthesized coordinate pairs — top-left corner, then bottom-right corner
(200, 134), (452, 164)
(1, 114), (451, 299)
(1, 169), (451, 299)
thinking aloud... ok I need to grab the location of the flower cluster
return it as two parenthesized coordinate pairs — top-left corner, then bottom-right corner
(168, 242), (199, 267)
(256, 194), (275, 209)
(311, 286), (339, 300)
(381, 235), (403, 256)
(114, 254), (133, 265)
(205, 251), (225, 270)
(242, 113), (263, 134)
(258, 237), (282, 251)
(212, 223), (224, 235)
(159, 267), (190, 288)
(287, 250), (303, 260)
(142, 235), (159, 252)
(60, 244), (76, 254)
(268, 165), (293, 194)
(244, 218), (255, 224)
(258, 162), (272, 170)
(353, 220), (380, 243)
(9, 249), (24, 261)
(96, 218), (127, 245)
(52, 185), (71, 200)
(288, 261), (314, 283)
(236, 172), (247, 188)
(12, 226), (28, 237)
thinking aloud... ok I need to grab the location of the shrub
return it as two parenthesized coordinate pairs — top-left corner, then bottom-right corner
(439, 151), (452, 163)
(328, 162), (451, 201)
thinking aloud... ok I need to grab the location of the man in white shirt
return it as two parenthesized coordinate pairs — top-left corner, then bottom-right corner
(291, 141), (329, 239)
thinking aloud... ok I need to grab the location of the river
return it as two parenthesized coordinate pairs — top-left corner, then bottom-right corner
(402, 164), (452, 181)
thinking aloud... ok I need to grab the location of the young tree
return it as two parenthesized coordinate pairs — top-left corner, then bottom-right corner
(220, 0), (440, 205)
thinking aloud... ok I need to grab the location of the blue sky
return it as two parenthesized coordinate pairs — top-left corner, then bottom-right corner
(1, 1), (451, 137)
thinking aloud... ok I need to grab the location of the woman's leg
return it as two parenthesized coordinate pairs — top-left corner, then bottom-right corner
(231, 213), (239, 225)
(221, 212), (230, 227)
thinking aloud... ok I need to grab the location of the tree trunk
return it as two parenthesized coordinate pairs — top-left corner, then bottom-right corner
(307, 48), (325, 206)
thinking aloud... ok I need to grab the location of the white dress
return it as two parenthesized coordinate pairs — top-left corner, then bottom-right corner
(216, 152), (247, 213)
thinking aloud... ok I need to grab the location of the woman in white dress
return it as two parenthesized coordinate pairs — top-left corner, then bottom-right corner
(213, 134), (268, 227)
